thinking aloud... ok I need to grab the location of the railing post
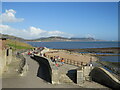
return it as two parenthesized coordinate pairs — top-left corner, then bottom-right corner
(71, 60), (74, 65)
(75, 61), (78, 66)
(68, 59), (71, 64)
(76, 67), (84, 85)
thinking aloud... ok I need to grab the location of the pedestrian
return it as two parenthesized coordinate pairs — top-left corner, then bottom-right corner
(55, 63), (59, 67)
(57, 56), (61, 62)
(61, 58), (65, 65)
(52, 57), (56, 63)
(43, 53), (46, 57)
(50, 57), (53, 62)
(89, 57), (93, 66)
(40, 53), (42, 56)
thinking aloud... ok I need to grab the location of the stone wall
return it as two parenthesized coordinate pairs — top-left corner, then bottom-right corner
(31, 55), (61, 84)
(0, 48), (13, 76)
(31, 56), (52, 83)
(0, 50), (6, 76)
(76, 66), (94, 85)
(90, 67), (120, 89)
(16, 53), (28, 76)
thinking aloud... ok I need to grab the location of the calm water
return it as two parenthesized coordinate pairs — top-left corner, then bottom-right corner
(27, 41), (120, 62)
(27, 41), (119, 49)
(98, 56), (120, 62)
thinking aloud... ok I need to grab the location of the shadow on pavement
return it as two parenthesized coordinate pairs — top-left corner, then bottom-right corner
(66, 69), (77, 83)
(31, 56), (51, 83)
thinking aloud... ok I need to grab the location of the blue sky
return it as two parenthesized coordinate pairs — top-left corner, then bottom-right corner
(1, 2), (118, 40)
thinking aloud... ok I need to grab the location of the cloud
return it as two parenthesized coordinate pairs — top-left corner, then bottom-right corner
(0, 9), (73, 39)
(85, 33), (95, 38)
(0, 24), (73, 39)
(0, 9), (24, 23)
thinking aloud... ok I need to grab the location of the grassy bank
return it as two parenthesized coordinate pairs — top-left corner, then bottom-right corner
(6, 39), (33, 50)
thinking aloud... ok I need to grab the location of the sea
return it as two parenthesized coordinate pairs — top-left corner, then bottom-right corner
(27, 41), (120, 62)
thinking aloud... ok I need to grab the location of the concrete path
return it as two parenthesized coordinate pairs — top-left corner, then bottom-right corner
(2, 56), (22, 78)
(2, 53), (109, 88)
(2, 54), (80, 88)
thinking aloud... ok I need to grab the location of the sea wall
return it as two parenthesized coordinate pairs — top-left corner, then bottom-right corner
(97, 61), (120, 75)
(32, 55), (95, 84)
(31, 56), (52, 83)
(31, 55), (60, 84)
(90, 67), (120, 89)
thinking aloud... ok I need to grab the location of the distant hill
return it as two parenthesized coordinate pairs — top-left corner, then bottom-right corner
(1, 34), (25, 41)
(27, 36), (97, 42)
(70, 37), (95, 41)
(0, 34), (102, 42)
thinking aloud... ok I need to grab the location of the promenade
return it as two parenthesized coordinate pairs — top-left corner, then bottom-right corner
(2, 51), (108, 88)
(2, 54), (80, 88)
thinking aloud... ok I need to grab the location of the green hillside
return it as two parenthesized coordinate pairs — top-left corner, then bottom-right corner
(6, 39), (33, 50)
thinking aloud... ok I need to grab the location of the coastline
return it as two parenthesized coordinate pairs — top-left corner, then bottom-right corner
(63, 47), (120, 54)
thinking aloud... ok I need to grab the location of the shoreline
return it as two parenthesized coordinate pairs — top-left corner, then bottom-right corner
(26, 40), (119, 42)
(61, 47), (120, 54)
(28, 46), (120, 64)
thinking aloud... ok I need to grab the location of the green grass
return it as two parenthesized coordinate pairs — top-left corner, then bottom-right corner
(6, 39), (33, 50)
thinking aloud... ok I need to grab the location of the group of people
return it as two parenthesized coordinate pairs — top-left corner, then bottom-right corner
(50, 56), (65, 67)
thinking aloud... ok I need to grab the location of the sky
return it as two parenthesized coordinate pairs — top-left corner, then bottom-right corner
(0, 2), (118, 40)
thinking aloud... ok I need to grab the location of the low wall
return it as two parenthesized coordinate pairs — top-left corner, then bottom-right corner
(0, 50), (6, 76)
(16, 53), (28, 75)
(32, 55), (59, 84)
(90, 67), (120, 89)
(0, 49), (13, 76)
(31, 56), (52, 83)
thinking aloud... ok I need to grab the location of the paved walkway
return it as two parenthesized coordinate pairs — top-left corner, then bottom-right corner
(2, 53), (109, 88)
(2, 54), (80, 88)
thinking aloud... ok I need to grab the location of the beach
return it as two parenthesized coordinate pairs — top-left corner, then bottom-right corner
(45, 49), (98, 65)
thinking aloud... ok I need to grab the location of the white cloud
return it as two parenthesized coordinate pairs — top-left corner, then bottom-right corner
(0, 9), (73, 39)
(0, 24), (73, 39)
(29, 26), (47, 36)
(0, 9), (24, 23)
(85, 33), (95, 38)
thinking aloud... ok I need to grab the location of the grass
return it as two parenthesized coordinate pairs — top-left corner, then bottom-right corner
(6, 39), (33, 50)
